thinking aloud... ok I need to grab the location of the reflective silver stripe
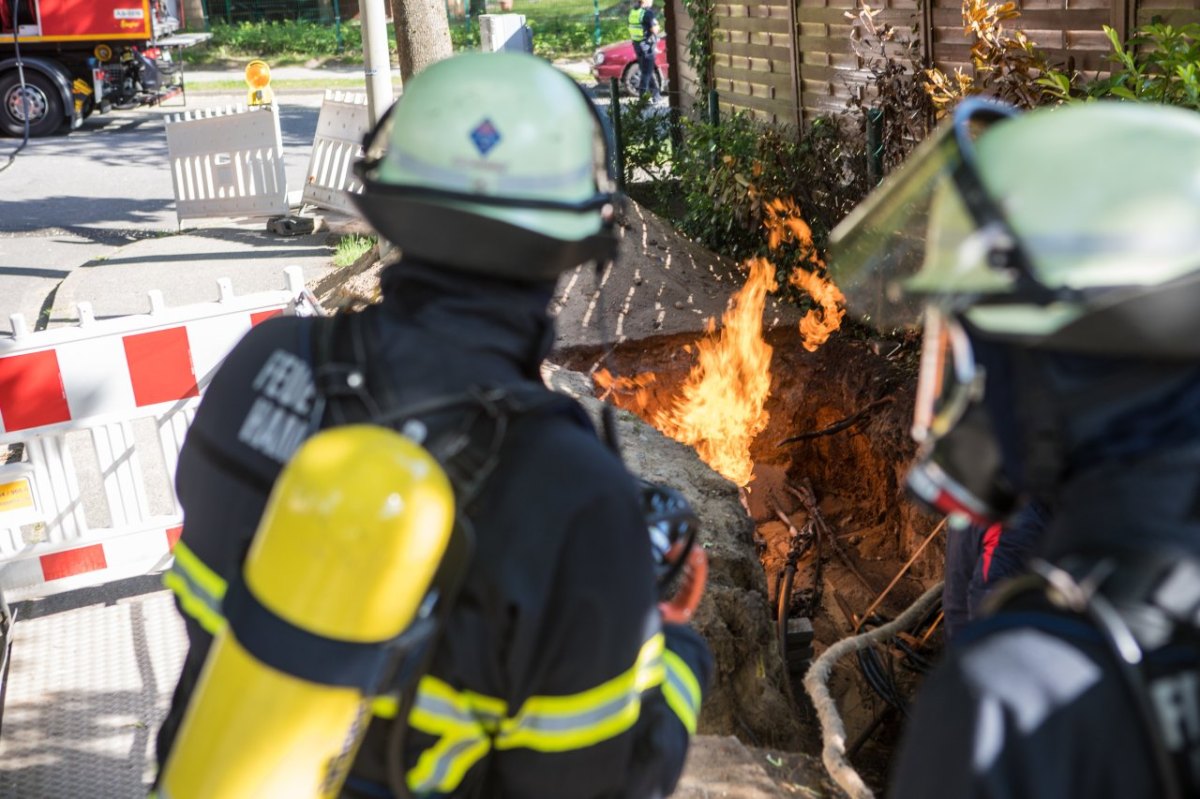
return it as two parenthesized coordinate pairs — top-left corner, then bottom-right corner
(387, 149), (593, 195)
(661, 650), (701, 733)
(495, 633), (665, 752)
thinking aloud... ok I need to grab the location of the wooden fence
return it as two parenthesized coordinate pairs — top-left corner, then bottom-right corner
(665, 0), (1200, 125)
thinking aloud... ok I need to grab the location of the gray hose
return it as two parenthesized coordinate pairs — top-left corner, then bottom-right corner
(802, 581), (944, 799)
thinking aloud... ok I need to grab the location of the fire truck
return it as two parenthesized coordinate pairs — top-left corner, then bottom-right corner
(0, 0), (201, 137)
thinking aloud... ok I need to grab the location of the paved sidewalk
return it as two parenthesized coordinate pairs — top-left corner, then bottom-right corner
(46, 227), (340, 328)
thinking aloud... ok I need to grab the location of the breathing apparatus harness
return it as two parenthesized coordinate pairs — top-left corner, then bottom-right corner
(308, 303), (702, 795)
(978, 549), (1200, 799)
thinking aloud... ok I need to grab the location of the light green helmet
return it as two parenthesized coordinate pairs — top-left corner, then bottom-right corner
(830, 100), (1200, 357)
(352, 52), (619, 281)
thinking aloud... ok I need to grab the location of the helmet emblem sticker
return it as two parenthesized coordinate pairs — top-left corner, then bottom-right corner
(470, 119), (502, 156)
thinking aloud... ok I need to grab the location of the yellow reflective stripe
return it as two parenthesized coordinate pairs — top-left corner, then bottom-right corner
(408, 731), (491, 795)
(372, 675), (507, 725)
(370, 694), (400, 719)
(495, 633), (665, 753)
(662, 650), (702, 734)
(171, 540), (227, 600)
(162, 542), (227, 636)
(402, 676), (496, 794)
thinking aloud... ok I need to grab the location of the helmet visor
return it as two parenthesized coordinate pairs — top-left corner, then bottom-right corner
(827, 100), (1021, 335)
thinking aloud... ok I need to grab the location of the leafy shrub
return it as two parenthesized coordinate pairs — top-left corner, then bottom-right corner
(1041, 22), (1200, 109)
(529, 18), (626, 58)
(182, 19), (379, 63)
(922, 0), (1064, 111)
(615, 96), (675, 186)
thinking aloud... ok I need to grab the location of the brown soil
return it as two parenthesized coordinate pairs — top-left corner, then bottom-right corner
(555, 324), (945, 794)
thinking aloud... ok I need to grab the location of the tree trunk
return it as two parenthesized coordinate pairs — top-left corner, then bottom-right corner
(388, 0), (453, 82)
(181, 0), (207, 30)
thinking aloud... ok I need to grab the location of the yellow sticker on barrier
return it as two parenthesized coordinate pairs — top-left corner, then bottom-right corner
(0, 478), (34, 516)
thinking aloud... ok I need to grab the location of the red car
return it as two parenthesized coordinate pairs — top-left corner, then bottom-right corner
(591, 37), (669, 97)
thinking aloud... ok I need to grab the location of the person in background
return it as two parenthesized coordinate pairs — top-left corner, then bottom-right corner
(942, 499), (1050, 642)
(627, 0), (662, 102)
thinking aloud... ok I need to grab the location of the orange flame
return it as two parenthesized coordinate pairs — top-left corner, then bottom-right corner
(594, 368), (656, 414)
(764, 198), (846, 352)
(594, 198), (844, 488)
(653, 257), (778, 486)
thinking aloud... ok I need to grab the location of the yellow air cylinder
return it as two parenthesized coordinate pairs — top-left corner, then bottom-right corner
(159, 424), (455, 798)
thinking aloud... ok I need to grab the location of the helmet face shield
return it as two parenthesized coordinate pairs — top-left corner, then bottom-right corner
(827, 99), (1030, 335)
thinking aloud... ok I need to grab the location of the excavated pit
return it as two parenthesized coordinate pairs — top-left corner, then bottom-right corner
(553, 324), (944, 787)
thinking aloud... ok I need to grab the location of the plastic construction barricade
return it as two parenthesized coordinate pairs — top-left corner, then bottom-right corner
(301, 91), (369, 217)
(165, 104), (289, 224)
(0, 267), (318, 601)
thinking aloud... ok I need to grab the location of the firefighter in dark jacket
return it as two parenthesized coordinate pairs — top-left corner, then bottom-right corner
(154, 51), (712, 798)
(827, 99), (1200, 798)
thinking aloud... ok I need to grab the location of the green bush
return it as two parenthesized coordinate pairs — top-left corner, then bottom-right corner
(181, 19), (380, 63)
(614, 96), (674, 186)
(528, 17), (626, 58)
(1041, 22), (1200, 109)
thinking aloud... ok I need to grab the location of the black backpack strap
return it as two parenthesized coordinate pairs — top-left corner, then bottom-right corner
(983, 557), (1191, 799)
(308, 311), (598, 796)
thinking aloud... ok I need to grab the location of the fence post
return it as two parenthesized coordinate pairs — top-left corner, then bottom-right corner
(866, 107), (884, 185)
(334, 0), (344, 52)
(708, 89), (719, 126)
(609, 77), (625, 190)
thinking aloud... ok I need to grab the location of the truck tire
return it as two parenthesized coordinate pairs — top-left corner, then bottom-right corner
(0, 70), (66, 138)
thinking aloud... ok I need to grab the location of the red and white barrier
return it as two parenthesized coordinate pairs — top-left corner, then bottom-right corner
(0, 266), (319, 600)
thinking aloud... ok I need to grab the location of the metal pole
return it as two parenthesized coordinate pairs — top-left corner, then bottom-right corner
(866, 107), (884, 185)
(334, 0), (344, 53)
(593, 0), (601, 46)
(360, 0), (394, 127)
(609, 77), (625, 190)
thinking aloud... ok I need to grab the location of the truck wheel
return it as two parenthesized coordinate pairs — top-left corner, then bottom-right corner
(0, 71), (66, 138)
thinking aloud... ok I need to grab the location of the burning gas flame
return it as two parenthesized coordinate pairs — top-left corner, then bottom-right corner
(595, 198), (845, 488)
(594, 369), (656, 415)
(764, 198), (846, 352)
(653, 257), (778, 487)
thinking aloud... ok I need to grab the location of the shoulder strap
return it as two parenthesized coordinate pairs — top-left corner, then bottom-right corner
(308, 310), (600, 796)
(984, 557), (1192, 799)
(311, 310), (594, 508)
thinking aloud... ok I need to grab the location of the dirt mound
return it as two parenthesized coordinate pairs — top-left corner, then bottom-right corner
(553, 325), (944, 792)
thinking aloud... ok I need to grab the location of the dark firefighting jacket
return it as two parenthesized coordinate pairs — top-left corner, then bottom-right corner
(891, 455), (1200, 799)
(155, 261), (713, 798)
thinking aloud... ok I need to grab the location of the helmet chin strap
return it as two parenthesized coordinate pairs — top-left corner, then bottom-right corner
(907, 399), (1019, 524)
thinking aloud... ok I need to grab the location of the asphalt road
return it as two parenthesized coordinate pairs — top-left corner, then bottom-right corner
(0, 90), (324, 336)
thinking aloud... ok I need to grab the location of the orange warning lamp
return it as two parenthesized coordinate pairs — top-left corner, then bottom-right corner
(245, 60), (275, 107)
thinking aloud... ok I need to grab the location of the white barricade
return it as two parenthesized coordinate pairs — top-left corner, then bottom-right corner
(302, 91), (369, 216)
(0, 267), (317, 600)
(165, 104), (289, 224)
(479, 14), (533, 53)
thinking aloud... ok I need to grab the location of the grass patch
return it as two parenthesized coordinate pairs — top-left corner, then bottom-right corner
(334, 234), (377, 267)
(183, 5), (629, 67)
